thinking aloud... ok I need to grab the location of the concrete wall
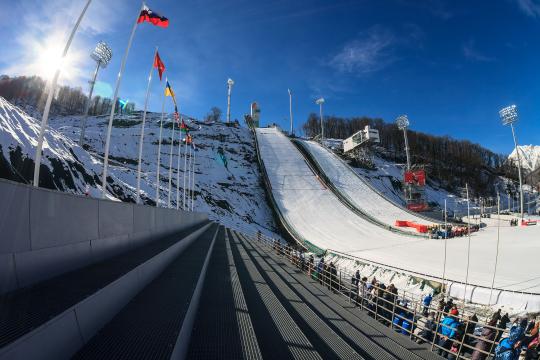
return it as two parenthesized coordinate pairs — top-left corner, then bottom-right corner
(0, 178), (208, 294)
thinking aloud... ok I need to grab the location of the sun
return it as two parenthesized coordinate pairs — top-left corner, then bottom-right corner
(28, 32), (84, 83)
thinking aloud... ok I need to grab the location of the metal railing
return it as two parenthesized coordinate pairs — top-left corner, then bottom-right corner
(233, 228), (537, 360)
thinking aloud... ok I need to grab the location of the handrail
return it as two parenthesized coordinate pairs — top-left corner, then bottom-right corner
(327, 247), (540, 296)
(233, 228), (522, 360)
(292, 139), (429, 238)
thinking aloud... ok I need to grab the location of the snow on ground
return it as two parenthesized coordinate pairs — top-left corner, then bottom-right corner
(256, 126), (540, 311)
(0, 97), (279, 238)
(49, 111), (279, 238)
(0, 96), (120, 198)
(299, 139), (437, 232)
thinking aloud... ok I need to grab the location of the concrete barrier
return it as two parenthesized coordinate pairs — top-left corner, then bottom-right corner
(0, 178), (208, 294)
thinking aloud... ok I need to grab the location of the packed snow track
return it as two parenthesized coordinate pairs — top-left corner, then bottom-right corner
(255, 127), (540, 311)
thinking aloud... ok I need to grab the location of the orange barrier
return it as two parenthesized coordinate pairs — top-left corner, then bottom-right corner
(394, 220), (428, 233)
(521, 219), (538, 226)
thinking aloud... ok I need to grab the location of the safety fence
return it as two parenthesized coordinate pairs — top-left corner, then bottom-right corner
(232, 226), (539, 360)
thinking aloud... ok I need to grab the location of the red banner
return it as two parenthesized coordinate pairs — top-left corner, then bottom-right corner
(404, 170), (426, 186)
(406, 203), (429, 212)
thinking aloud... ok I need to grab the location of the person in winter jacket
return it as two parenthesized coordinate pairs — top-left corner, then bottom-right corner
(463, 314), (479, 354)
(316, 258), (324, 284)
(423, 293), (433, 316)
(494, 318), (527, 360)
(443, 298), (454, 314)
(437, 309), (460, 358)
(417, 312), (437, 344)
(393, 301), (408, 331)
(496, 313), (511, 344)
(401, 309), (415, 336)
(471, 319), (498, 360)
(524, 332), (539, 360)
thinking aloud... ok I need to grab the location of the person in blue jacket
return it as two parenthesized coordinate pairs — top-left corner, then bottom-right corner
(423, 293), (433, 316)
(401, 309), (415, 335)
(495, 318), (527, 360)
(438, 308), (460, 358)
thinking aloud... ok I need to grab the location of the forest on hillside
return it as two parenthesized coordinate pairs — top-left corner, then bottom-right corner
(0, 75), (134, 116)
(302, 113), (519, 196)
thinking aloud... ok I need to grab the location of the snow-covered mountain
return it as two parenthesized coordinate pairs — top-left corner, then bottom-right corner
(509, 144), (540, 173)
(0, 96), (117, 197)
(0, 96), (279, 237)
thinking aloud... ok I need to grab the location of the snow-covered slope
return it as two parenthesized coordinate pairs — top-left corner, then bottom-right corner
(351, 151), (475, 217)
(48, 109), (278, 237)
(299, 139), (437, 231)
(0, 96), (116, 197)
(257, 126), (540, 311)
(509, 145), (540, 173)
(0, 96), (279, 237)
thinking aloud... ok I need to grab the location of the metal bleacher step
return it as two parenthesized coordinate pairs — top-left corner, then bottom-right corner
(238, 231), (442, 360)
(233, 232), (363, 360)
(228, 229), (322, 360)
(186, 228), (263, 360)
(0, 221), (210, 357)
(73, 224), (219, 360)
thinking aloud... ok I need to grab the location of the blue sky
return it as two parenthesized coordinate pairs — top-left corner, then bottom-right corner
(1, 0), (540, 154)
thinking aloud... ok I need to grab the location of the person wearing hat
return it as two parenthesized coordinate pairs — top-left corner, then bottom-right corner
(437, 308), (460, 358)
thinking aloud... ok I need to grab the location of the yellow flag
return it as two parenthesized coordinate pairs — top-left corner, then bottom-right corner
(165, 80), (175, 97)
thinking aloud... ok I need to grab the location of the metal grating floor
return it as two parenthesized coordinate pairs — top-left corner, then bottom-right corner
(0, 221), (208, 349)
(73, 224), (217, 360)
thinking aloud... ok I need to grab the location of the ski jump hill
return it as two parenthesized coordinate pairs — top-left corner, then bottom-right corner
(255, 126), (540, 312)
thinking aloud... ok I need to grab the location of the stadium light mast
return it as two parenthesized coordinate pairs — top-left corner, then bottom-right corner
(288, 89), (294, 135)
(33, 0), (93, 187)
(396, 115), (411, 171)
(315, 97), (325, 141)
(79, 41), (112, 146)
(226, 78), (234, 123)
(499, 105), (524, 220)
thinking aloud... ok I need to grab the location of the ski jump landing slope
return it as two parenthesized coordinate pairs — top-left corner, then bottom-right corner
(256, 127), (540, 310)
(296, 139), (439, 233)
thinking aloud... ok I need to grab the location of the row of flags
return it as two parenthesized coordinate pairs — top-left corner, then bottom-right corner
(139, 6), (195, 150)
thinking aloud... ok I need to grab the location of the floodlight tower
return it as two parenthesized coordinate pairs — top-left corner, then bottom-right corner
(288, 89), (293, 135)
(499, 104), (524, 220)
(315, 97), (325, 141)
(226, 78), (234, 123)
(396, 114), (411, 171)
(79, 41), (112, 146)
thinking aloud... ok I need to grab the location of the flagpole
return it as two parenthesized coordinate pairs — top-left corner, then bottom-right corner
(489, 192), (501, 306)
(176, 130), (183, 209)
(33, 0), (92, 187)
(182, 136), (188, 210)
(136, 47), (157, 204)
(167, 116), (175, 208)
(155, 80), (167, 206)
(191, 146), (196, 211)
(442, 198), (448, 295)
(187, 144), (192, 211)
(101, 2), (144, 198)
(463, 183), (472, 307)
